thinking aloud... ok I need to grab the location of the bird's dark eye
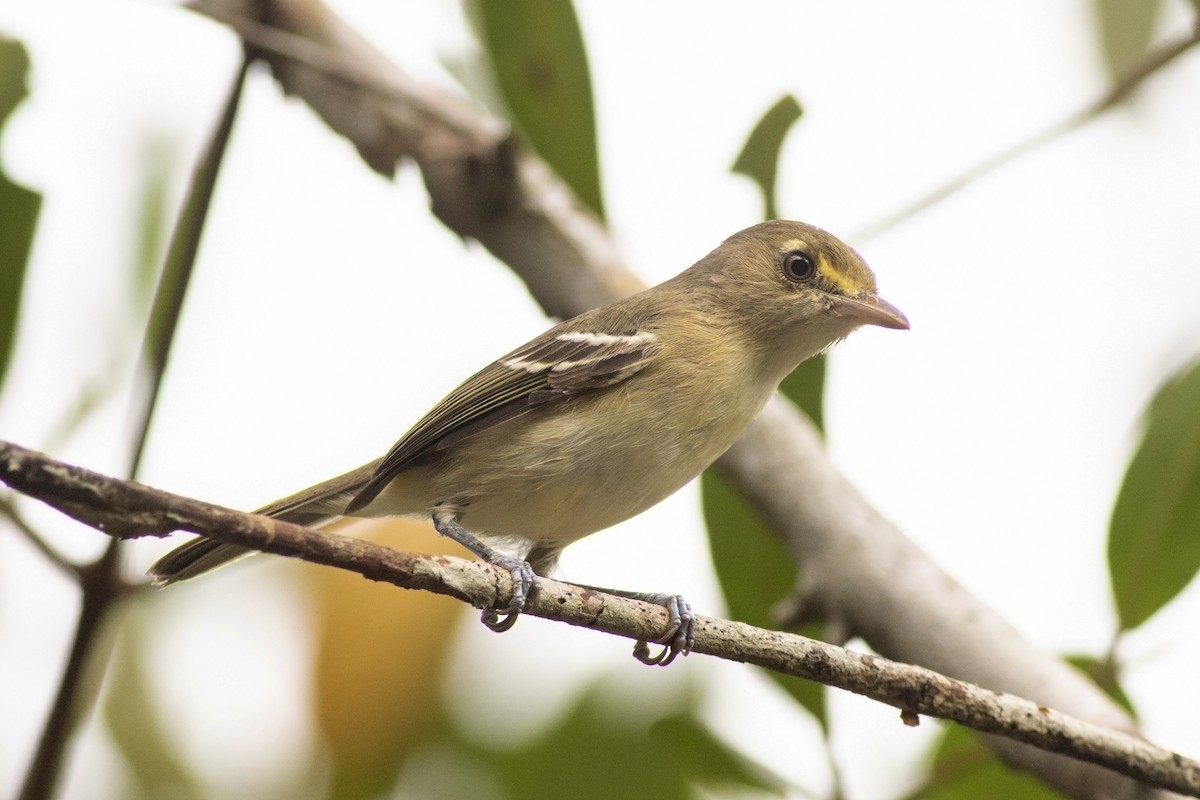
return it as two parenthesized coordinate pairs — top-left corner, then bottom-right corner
(782, 250), (816, 282)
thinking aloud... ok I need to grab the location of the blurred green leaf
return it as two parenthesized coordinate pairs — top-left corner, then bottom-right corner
(702, 470), (827, 728)
(473, 0), (604, 218)
(1092, 0), (1163, 81)
(132, 139), (173, 313)
(1064, 654), (1136, 717)
(903, 725), (1066, 800)
(651, 714), (787, 796)
(104, 605), (201, 799)
(129, 58), (248, 476)
(731, 94), (803, 220)
(0, 37), (43, 397)
(1108, 358), (1200, 631)
(781, 353), (826, 435)
(463, 681), (784, 799)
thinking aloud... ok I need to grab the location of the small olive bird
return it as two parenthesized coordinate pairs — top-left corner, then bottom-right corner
(151, 220), (908, 665)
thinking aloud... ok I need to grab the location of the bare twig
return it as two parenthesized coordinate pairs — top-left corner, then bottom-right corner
(853, 28), (1200, 241)
(17, 540), (128, 800)
(1, 438), (1197, 796)
(0, 495), (77, 579)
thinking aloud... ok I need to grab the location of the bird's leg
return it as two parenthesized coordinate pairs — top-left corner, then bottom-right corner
(432, 509), (539, 632)
(569, 583), (696, 667)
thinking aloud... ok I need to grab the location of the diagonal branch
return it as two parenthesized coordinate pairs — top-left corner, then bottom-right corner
(1, 438), (1198, 797)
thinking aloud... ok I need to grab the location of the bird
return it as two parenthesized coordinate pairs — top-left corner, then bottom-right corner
(150, 219), (908, 665)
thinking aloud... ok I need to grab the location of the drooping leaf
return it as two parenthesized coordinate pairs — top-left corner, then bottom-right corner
(1091, 0), (1163, 82)
(1108, 358), (1200, 631)
(902, 725), (1066, 800)
(1064, 654), (1136, 717)
(731, 94), (803, 221)
(473, 0), (604, 218)
(701, 469), (827, 728)
(0, 37), (43, 397)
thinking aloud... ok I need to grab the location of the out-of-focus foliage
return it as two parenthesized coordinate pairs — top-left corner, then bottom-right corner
(781, 355), (827, 436)
(732, 94), (803, 222)
(702, 470), (829, 730)
(460, 683), (786, 799)
(905, 726), (1066, 800)
(0, 37), (42, 397)
(1092, 0), (1164, 80)
(132, 140), (173, 313)
(1066, 654), (1136, 717)
(131, 61), (247, 474)
(1108, 358), (1200, 632)
(104, 607), (201, 800)
(472, 0), (604, 218)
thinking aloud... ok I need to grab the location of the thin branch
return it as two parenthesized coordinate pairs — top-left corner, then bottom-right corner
(0, 495), (78, 579)
(853, 28), (1200, 241)
(0, 438), (1197, 796)
(17, 540), (127, 800)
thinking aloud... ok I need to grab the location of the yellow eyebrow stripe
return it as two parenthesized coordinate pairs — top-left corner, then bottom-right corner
(781, 239), (865, 294)
(818, 254), (862, 294)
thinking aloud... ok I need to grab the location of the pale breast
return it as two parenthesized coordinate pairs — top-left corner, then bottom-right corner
(435, 346), (771, 546)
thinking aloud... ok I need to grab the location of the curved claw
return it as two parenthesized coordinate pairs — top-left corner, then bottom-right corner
(481, 608), (521, 632)
(481, 556), (539, 633)
(632, 593), (695, 667)
(430, 511), (539, 632)
(633, 640), (677, 666)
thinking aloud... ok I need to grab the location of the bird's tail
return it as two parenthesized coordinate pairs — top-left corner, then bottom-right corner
(148, 459), (380, 585)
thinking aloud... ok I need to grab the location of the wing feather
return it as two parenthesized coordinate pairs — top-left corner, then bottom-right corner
(345, 325), (660, 512)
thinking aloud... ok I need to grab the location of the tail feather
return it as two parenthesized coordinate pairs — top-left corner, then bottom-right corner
(149, 459), (380, 585)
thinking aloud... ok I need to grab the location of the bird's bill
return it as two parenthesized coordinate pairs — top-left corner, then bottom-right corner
(832, 294), (910, 330)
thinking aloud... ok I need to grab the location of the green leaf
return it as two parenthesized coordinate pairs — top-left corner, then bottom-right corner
(104, 605), (201, 799)
(731, 94), (803, 220)
(0, 37), (43, 397)
(1092, 0), (1163, 82)
(702, 469), (827, 728)
(651, 714), (787, 796)
(903, 725), (1066, 800)
(129, 58), (248, 477)
(131, 140), (173, 313)
(464, 682), (777, 800)
(1108, 358), (1200, 631)
(473, 0), (604, 218)
(1064, 654), (1136, 717)
(780, 353), (826, 435)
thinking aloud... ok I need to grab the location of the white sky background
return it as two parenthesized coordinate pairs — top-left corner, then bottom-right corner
(1, 1), (1199, 798)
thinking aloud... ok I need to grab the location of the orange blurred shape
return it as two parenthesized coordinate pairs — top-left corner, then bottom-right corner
(305, 517), (466, 796)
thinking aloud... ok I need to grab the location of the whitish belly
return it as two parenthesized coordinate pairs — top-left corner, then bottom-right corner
(437, 393), (761, 547)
